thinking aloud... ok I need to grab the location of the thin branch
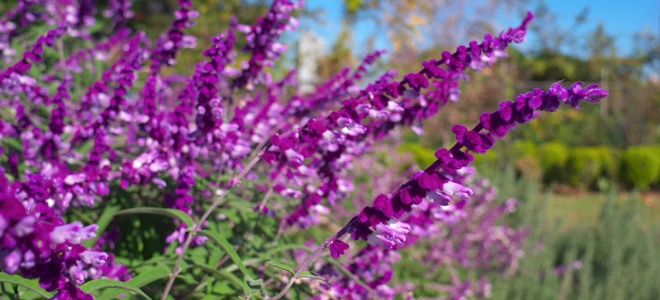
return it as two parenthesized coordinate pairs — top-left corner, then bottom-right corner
(56, 39), (71, 79)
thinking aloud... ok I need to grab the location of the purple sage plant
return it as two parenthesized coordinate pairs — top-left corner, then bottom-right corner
(0, 1), (607, 299)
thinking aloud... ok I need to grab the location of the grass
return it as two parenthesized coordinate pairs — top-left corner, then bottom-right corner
(542, 190), (660, 229)
(486, 173), (660, 300)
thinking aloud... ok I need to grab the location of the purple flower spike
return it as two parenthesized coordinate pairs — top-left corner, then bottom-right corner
(358, 206), (389, 227)
(566, 81), (608, 108)
(585, 83), (609, 103)
(0, 179), (112, 294)
(346, 82), (606, 251)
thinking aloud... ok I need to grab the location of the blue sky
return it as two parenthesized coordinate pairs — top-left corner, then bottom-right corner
(300, 0), (659, 57)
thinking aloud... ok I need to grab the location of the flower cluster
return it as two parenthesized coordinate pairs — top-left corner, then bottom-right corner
(0, 0), (41, 62)
(0, 0), (99, 63)
(0, 174), (105, 299)
(233, 0), (303, 89)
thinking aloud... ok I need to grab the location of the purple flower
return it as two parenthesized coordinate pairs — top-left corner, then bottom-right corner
(50, 222), (97, 245)
(425, 190), (452, 205)
(80, 251), (109, 268)
(442, 181), (473, 201)
(367, 221), (412, 250)
(51, 283), (94, 300)
(329, 240), (350, 259)
(0, 178), (109, 295)
(103, 0), (134, 28)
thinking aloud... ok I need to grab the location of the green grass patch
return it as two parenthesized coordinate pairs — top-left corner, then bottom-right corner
(541, 191), (660, 229)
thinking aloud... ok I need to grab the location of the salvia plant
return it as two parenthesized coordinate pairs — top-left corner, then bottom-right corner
(0, 0), (608, 299)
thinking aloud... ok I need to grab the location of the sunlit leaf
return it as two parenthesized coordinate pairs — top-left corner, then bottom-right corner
(81, 279), (150, 299)
(0, 273), (53, 298)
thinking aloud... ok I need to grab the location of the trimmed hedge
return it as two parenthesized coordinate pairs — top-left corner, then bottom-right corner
(538, 142), (569, 183)
(565, 147), (604, 189)
(402, 141), (659, 191)
(511, 140), (541, 180)
(595, 146), (619, 180)
(620, 146), (660, 190)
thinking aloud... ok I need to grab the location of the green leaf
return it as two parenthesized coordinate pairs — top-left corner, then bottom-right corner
(2, 137), (22, 151)
(85, 204), (121, 247)
(266, 261), (326, 282)
(125, 265), (172, 288)
(97, 265), (170, 300)
(242, 275), (263, 296)
(188, 247), (211, 266)
(299, 271), (327, 282)
(191, 264), (243, 288)
(225, 195), (256, 213)
(80, 279), (150, 299)
(199, 230), (252, 277)
(0, 273), (54, 298)
(114, 207), (195, 228)
(70, 208), (94, 225)
(265, 261), (294, 274)
(116, 254), (173, 270)
(208, 247), (224, 268)
(177, 272), (199, 285)
(211, 281), (236, 295)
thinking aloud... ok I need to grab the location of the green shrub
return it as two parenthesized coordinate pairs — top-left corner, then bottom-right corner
(620, 146), (660, 190)
(592, 146), (619, 191)
(538, 142), (569, 183)
(511, 140), (539, 158)
(398, 143), (436, 168)
(652, 146), (660, 189)
(566, 147), (603, 189)
(594, 146), (619, 180)
(511, 140), (541, 180)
